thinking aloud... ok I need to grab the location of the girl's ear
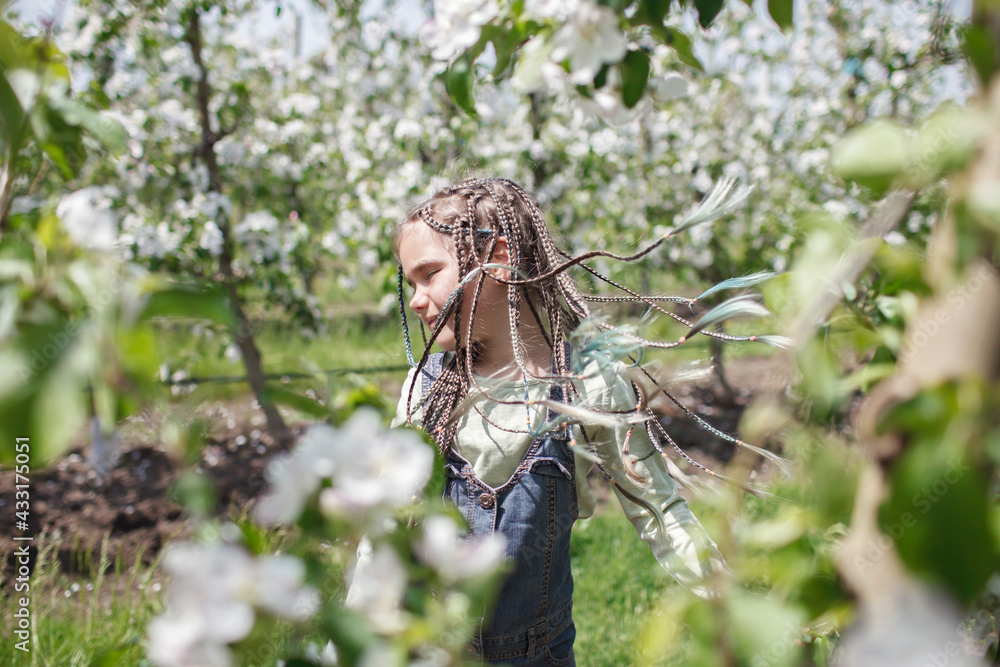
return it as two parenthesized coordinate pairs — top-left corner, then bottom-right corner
(490, 236), (513, 280)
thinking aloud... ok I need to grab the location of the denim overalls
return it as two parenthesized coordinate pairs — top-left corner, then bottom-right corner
(422, 352), (578, 666)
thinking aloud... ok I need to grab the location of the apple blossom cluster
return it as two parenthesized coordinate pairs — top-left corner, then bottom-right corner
(57, 187), (119, 252)
(345, 517), (506, 661)
(254, 408), (434, 526)
(146, 541), (320, 667)
(145, 406), (508, 665)
(421, 0), (499, 61)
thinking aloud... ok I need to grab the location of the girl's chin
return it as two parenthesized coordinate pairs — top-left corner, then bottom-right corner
(435, 332), (457, 352)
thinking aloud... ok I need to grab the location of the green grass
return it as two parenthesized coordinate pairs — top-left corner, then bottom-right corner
(1, 536), (162, 667)
(150, 311), (411, 407)
(2, 509), (697, 666)
(571, 503), (691, 667)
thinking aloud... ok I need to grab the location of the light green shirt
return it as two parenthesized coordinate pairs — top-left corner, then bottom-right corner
(392, 353), (726, 596)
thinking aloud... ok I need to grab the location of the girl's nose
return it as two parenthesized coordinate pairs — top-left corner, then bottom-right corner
(409, 288), (427, 313)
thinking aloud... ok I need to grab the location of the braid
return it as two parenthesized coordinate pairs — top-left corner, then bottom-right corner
(393, 176), (781, 487)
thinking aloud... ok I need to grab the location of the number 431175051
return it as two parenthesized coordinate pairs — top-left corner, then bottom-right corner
(15, 436), (29, 486)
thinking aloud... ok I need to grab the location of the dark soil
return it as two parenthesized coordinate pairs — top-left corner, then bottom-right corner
(0, 356), (790, 582)
(1, 412), (305, 581)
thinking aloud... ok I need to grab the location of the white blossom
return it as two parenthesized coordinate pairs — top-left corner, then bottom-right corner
(577, 88), (646, 126)
(511, 36), (571, 95)
(278, 92), (322, 117)
(304, 641), (339, 666)
(199, 221), (224, 256)
(416, 516), (506, 584)
(147, 542), (319, 667)
(57, 187), (118, 251)
(255, 408), (433, 525)
(524, 0), (579, 20)
(420, 0), (499, 61)
(346, 543), (409, 634)
(651, 73), (690, 102)
(318, 409), (433, 519)
(550, 1), (626, 85)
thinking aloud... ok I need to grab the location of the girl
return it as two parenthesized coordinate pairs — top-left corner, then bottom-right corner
(391, 177), (734, 666)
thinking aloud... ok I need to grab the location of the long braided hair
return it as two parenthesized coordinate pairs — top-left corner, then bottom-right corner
(393, 177), (590, 454)
(393, 176), (789, 490)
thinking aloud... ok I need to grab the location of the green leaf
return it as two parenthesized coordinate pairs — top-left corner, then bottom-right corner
(320, 606), (378, 664)
(831, 120), (909, 195)
(0, 20), (32, 69)
(238, 518), (269, 556)
(140, 283), (237, 330)
(961, 24), (997, 89)
(880, 430), (994, 605)
(445, 55), (478, 118)
(631, 0), (670, 29)
(644, 0), (670, 24)
(914, 105), (983, 177)
(39, 140), (75, 178)
(485, 24), (521, 79)
(174, 470), (217, 517)
(694, 0), (724, 28)
(31, 329), (91, 465)
(727, 589), (806, 667)
(619, 50), (650, 108)
(162, 415), (210, 466)
(768, 0), (794, 30)
(267, 385), (330, 419)
(661, 27), (703, 71)
(424, 432), (447, 499)
(0, 72), (26, 151)
(594, 64), (610, 89)
(49, 97), (128, 156)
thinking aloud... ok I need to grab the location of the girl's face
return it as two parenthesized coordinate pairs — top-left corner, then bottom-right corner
(398, 222), (506, 353)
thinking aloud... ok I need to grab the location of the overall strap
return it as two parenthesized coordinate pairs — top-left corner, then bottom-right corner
(420, 352), (446, 399)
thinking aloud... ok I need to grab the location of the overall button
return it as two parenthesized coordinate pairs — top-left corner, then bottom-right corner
(477, 493), (494, 509)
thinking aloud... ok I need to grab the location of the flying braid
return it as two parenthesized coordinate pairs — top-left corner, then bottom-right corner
(391, 177), (783, 489)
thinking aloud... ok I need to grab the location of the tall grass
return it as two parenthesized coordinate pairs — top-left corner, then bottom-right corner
(1, 534), (161, 667)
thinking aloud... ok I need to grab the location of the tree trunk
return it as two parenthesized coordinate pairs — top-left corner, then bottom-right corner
(709, 335), (736, 406)
(186, 8), (292, 446)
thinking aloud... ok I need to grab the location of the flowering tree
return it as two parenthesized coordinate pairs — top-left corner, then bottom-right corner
(422, 0), (794, 116)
